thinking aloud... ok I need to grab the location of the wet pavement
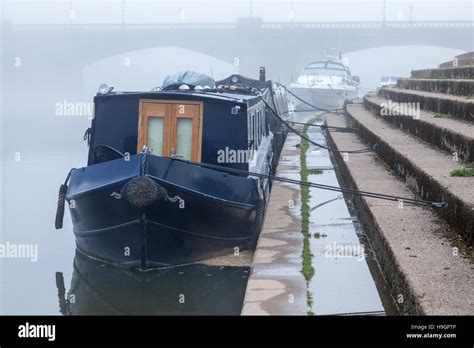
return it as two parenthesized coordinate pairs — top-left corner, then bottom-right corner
(305, 115), (383, 314)
(306, 112), (394, 315)
(243, 111), (396, 315)
(241, 132), (307, 315)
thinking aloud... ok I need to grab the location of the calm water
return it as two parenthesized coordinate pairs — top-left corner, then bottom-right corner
(0, 44), (250, 315)
(295, 111), (397, 315)
(0, 119), (250, 315)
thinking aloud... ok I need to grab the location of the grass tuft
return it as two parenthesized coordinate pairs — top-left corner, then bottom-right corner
(434, 112), (453, 119)
(308, 168), (323, 175)
(313, 232), (327, 238)
(300, 117), (317, 315)
(450, 168), (474, 177)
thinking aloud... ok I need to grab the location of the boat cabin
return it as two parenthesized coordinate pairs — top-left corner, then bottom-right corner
(87, 90), (270, 172)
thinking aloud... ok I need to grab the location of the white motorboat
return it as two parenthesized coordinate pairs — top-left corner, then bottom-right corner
(290, 56), (359, 110)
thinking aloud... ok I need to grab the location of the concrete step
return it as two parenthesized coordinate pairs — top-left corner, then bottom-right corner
(397, 78), (474, 96)
(378, 86), (474, 122)
(411, 66), (474, 79)
(439, 52), (474, 68)
(344, 103), (474, 246)
(439, 59), (474, 68)
(363, 94), (474, 163)
(326, 114), (474, 315)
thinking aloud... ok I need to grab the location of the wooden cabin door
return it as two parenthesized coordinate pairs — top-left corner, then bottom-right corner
(138, 100), (203, 161)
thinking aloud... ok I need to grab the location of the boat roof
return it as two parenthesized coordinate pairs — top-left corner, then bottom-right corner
(215, 74), (270, 90)
(94, 89), (263, 106)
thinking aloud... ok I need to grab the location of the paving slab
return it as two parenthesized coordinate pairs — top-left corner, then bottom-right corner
(241, 131), (308, 315)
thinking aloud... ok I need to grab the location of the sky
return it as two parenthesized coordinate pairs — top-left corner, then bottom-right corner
(2, 0), (473, 23)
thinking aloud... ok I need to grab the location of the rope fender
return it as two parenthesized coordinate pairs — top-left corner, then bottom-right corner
(120, 176), (167, 209)
(55, 169), (74, 230)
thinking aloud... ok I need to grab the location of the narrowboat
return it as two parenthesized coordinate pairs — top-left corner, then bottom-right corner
(56, 71), (289, 270)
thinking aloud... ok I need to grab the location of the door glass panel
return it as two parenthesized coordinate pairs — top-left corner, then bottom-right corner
(147, 116), (164, 155)
(176, 118), (193, 160)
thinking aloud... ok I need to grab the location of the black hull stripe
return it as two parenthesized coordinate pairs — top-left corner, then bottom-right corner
(145, 219), (253, 241)
(74, 219), (141, 237)
(74, 218), (253, 241)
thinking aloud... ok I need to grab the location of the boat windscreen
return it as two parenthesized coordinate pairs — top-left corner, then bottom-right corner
(303, 67), (347, 77)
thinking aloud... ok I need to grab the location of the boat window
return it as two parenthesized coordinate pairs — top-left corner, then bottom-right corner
(138, 100), (203, 161)
(147, 117), (165, 155)
(255, 110), (260, 147)
(326, 63), (346, 70)
(306, 62), (326, 69)
(175, 118), (193, 160)
(254, 112), (258, 150)
(93, 145), (124, 164)
(248, 111), (254, 147)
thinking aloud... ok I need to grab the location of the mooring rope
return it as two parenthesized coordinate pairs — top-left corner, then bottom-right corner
(280, 84), (345, 113)
(259, 95), (376, 154)
(173, 158), (448, 209)
(288, 119), (353, 132)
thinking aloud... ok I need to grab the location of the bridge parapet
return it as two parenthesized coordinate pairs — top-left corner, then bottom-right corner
(7, 20), (474, 32)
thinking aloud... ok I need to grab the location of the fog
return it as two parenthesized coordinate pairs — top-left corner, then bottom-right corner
(3, 0), (473, 23)
(0, 0), (472, 314)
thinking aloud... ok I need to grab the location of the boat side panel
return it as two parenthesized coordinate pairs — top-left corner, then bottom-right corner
(67, 156), (141, 198)
(200, 98), (249, 170)
(145, 220), (252, 267)
(146, 155), (259, 204)
(89, 94), (249, 171)
(88, 96), (140, 166)
(75, 220), (142, 267)
(144, 178), (257, 239)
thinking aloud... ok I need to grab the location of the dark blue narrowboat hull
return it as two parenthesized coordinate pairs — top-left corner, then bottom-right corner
(66, 154), (264, 270)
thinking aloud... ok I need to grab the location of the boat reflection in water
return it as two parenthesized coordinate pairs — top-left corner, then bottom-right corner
(56, 250), (250, 315)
